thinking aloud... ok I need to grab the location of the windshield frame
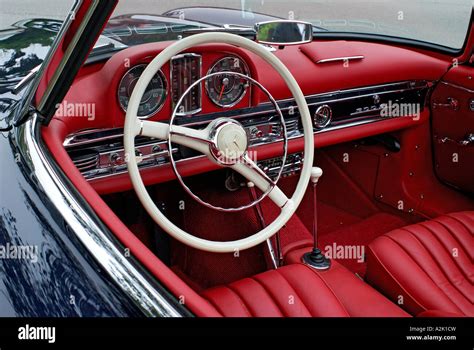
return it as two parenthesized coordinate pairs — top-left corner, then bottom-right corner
(97, 4), (474, 58)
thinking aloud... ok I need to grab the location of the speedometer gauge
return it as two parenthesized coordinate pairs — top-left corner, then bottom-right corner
(206, 56), (250, 108)
(118, 64), (167, 119)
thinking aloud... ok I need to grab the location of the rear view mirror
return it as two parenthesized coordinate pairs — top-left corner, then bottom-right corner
(255, 20), (313, 46)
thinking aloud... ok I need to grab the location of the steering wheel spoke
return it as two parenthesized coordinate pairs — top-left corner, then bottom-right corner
(138, 120), (168, 139)
(232, 154), (289, 208)
(140, 120), (211, 156)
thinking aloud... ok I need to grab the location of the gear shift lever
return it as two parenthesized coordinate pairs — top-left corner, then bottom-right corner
(302, 167), (331, 270)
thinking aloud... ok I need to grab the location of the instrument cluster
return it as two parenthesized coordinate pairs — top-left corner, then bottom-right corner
(117, 53), (251, 119)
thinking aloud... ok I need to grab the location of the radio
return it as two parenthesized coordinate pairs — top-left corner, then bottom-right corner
(257, 152), (303, 180)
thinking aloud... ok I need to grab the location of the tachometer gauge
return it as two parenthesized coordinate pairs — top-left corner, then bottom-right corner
(206, 56), (250, 108)
(118, 64), (167, 119)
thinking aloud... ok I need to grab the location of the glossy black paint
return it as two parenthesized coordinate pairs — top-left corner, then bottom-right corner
(0, 127), (142, 316)
(0, 19), (61, 130)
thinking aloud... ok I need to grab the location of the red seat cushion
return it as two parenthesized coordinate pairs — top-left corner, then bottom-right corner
(366, 211), (474, 316)
(202, 263), (409, 317)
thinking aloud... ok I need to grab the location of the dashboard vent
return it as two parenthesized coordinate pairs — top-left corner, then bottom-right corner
(70, 150), (99, 173)
(285, 119), (299, 135)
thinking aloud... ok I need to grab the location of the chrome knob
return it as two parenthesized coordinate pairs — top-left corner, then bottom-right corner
(110, 153), (123, 166)
(313, 105), (332, 129)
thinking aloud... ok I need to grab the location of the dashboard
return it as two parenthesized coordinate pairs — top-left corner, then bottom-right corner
(52, 39), (451, 193)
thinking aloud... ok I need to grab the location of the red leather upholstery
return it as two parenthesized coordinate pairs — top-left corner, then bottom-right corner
(202, 263), (409, 317)
(366, 211), (474, 316)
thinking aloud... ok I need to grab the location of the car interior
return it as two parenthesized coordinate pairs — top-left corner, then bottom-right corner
(39, 13), (473, 317)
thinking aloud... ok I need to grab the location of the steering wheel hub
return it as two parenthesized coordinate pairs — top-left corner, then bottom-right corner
(209, 118), (248, 165)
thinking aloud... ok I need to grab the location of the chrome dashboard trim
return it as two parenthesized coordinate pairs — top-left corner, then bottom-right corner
(21, 114), (185, 317)
(64, 128), (127, 147)
(172, 80), (431, 128)
(261, 80), (430, 108)
(64, 80), (432, 181)
(440, 81), (474, 94)
(64, 80), (430, 147)
(316, 55), (365, 64)
(65, 114), (382, 182)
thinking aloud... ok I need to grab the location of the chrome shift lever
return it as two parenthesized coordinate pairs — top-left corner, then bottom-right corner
(302, 167), (331, 270)
(247, 182), (279, 269)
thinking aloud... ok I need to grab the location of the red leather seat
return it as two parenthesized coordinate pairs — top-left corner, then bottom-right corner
(366, 211), (474, 317)
(202, 263), (409, 317)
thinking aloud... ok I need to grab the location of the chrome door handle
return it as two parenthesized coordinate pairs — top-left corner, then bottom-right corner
(460, 133), (474, 146)
(432, 97), (459, 110)
(437, 133), (474, 146)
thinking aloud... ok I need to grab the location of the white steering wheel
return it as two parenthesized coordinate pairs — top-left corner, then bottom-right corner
(124, 32), (314, 253)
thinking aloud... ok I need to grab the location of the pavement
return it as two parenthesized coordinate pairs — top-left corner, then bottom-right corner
(0, 0), (472, 49)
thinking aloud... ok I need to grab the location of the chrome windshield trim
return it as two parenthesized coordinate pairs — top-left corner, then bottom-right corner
(20, 114), (185, 317)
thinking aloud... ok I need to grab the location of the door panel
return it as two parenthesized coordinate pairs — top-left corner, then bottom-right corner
(431, 65), (474, 193)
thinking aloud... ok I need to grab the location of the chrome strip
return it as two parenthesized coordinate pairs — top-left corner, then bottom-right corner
(440, 81), (474, 94)
(64, 128), (126, 147)
(260, 80), (429, 106)
(317, 55), (364, 64)
(20, 114), (184, 317)
(13, 65), (41, 94)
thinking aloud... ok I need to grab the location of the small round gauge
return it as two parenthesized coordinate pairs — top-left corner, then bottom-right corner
(118, 64), (167, 119)
(206, 56), (250, 108)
